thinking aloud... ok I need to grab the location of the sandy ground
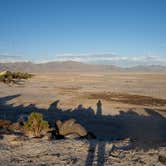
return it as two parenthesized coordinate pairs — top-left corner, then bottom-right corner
(0, 72), (166, 112)
(0, 136), (166, 166)
(0, 72), (166, 165)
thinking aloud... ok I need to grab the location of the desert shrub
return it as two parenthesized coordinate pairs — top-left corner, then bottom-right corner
(12, 72), (33, 79)
(0, 71), (33, 83)
(0, 75), (5, 82)
(0, 71), (13, 83)
(23, 112), (49, 137)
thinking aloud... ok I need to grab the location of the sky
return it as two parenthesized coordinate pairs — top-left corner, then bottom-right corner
(0, 0), (166, 66)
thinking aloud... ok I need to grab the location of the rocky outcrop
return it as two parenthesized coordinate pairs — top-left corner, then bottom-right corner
(0, 119), (23, 134)
(56, 119), (87, 138)
(8, 122), (22, 131)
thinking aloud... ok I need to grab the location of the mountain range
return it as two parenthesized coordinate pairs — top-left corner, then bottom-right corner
(0, 61), (166, 73)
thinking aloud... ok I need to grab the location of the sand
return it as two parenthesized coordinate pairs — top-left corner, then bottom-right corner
(0, 72), (166, 165)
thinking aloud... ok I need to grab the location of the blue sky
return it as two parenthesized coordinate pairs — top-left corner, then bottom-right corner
(0, 0), (166, 66)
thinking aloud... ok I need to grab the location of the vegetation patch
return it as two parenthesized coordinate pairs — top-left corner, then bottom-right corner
(0, 71), (33, 84)
(23, 112), (49, 138)
(86, 92), (166, 106)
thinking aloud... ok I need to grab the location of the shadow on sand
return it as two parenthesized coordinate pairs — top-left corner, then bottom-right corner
(0, 94), (166, 165)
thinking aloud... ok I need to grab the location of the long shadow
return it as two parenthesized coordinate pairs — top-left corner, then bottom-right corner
(0, 94), (166, 165)
(86, 100), (106, 166)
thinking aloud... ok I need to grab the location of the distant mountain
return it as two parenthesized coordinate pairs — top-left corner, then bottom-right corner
(125, 65), (166, 73)
(0, 61), (166, 73)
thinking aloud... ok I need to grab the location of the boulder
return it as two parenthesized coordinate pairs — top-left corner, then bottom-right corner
(8, 122), (22, 131)
(158, 155), (166, 165)
(56, 119), (87, 138)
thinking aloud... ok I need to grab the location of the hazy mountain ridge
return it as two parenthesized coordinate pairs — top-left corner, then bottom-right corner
(0, 61), (166, 73)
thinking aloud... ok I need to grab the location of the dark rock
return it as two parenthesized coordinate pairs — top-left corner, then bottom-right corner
(0, 119), (12, 129)
(158, 155), (166, 165)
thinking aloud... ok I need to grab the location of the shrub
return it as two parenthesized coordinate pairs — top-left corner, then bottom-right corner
(12, 72), (33, 79)
(0, 71), (33, 83)
(0, 71), (13, 83)
(23, 112), (49, 137)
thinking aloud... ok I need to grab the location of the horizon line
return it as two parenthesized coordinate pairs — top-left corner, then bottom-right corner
(0, 60), (166, 68)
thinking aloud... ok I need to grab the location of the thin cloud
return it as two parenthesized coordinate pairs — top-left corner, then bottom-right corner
(0, 54), (20, 58)
(53, 53), (166, 66)
(0, 54), (24, 63)
(55, 52), (117, 61)
(1, 52), (166, 66)
(56, 52), (116, 59)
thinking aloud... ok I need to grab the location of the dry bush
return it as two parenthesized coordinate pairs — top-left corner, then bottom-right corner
(23, 112), (49, 138)
(0, 71), (33, 83)
(12, 72), (33, 79)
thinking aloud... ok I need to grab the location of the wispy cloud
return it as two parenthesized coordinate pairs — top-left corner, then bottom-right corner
(1, 52), (166, 67)
(0, 53), (24, 63)
(55, 52), (118, 61)
(52, 53), (166, 66)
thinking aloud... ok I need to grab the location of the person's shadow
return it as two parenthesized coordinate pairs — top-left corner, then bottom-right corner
(86, 100), (106, 166)
(0, 94), (166, 166)
(96, 100), (102, 117)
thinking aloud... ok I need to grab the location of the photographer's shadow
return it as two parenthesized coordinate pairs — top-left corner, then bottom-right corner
(86, 100), (106, 166)
(0, 94), (166, 166)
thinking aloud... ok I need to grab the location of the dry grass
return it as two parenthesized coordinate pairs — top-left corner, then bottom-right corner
(59, 86), (82, 91)
(86, 92), (166, 106)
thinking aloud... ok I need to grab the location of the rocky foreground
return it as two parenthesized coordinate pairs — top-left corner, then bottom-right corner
(0, 134), (166, 166)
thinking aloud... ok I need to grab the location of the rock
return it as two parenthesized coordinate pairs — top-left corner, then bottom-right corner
(42, 132), (52, 140)
(0, 119), (24, 134)
(158, 155), (166, 165)
(0, 128), (11, 135)
(65, 133), (80, 139)
(0, 119), (12, 129)
(56, 119), (87, 138)
(8, 122), (22, 131)
(56, 120), (62, 130)
(0, 119), (13, 134)
(23, 131), (35, 138)
(49, 129), (58, 139)
(70, 157), (78, 164)
(17, 114), (28, 125)
(3, 134), (18, 143)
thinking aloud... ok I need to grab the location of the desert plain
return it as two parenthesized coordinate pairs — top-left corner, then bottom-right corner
(0, 72), (166, 166)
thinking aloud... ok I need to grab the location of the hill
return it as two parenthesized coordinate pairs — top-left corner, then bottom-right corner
(0, 61), (166, 73)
